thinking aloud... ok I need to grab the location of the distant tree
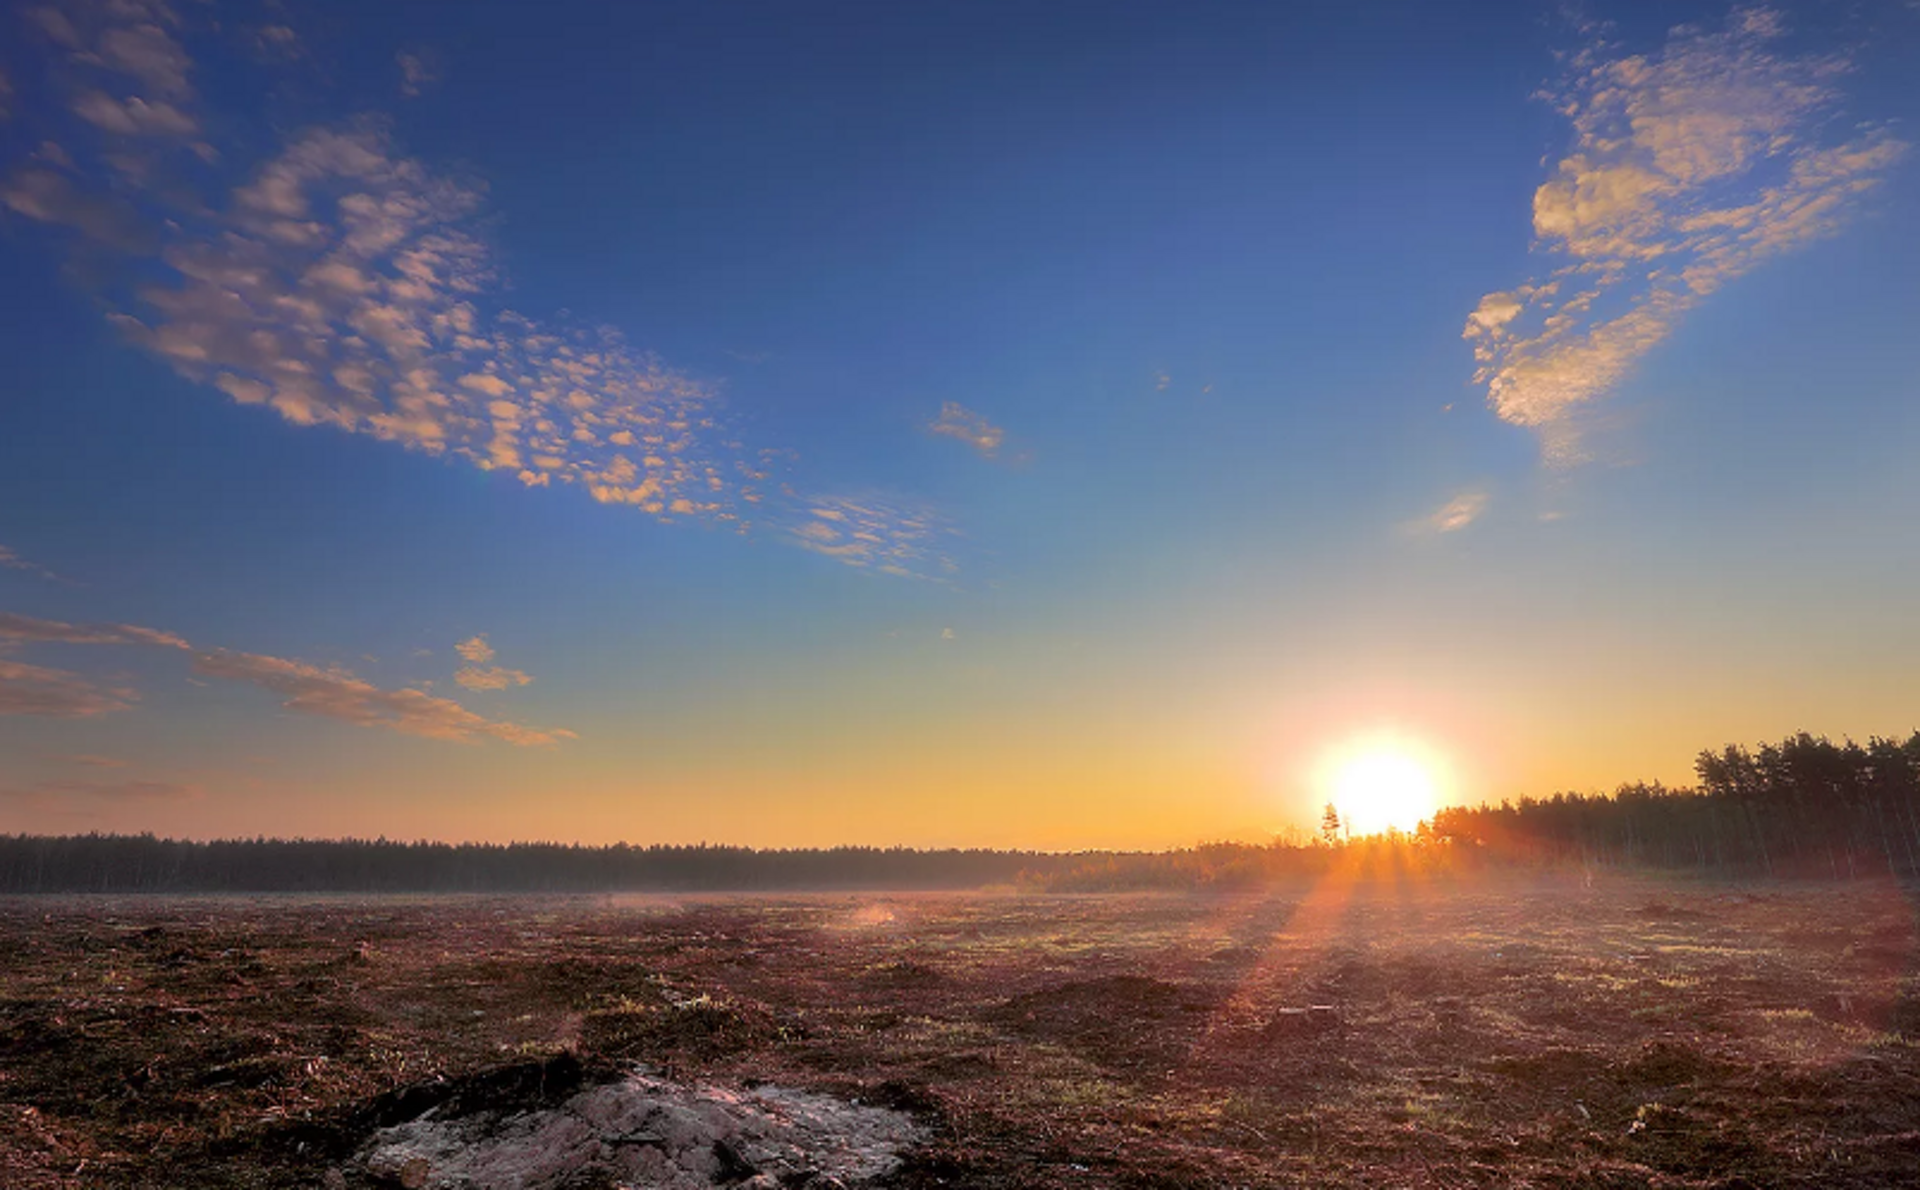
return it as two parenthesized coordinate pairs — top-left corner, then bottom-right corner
(1321, 803), (1342, 846)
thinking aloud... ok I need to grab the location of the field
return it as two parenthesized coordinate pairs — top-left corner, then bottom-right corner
(2, 871), (1918, 1187)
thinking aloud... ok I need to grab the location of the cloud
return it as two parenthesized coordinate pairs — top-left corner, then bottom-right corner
(253, 25), (302, 61)
(455, 665), (532, 691)
(790, 494), (954, 577)
(92, 19), (194, 99)
(1466, 6), (1906, 462)
(1411, 489), (1489, 534)
(0, 545), (62, 582)
(928, 402), (1006, 458)
(32, 0), (198, 136)
(0, 604), (571, 743)
(0, 167), (152, 249)
(192, 650), (573, 746)
(0, 659), (135, 717)
(397, 52), (441, 99)
(0, 610), (189, 649)
(91, 125), (762, 529)
(7, 11), (961, 581)
(450, 634), (532, 691)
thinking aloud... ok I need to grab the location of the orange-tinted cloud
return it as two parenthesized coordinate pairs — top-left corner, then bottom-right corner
(0, 610), (188, 649)
(0, 659), (135, 718)
(928, 402), (1006, 457)
(1466, 7), (1905, 462)
(193, 649), (573, 746)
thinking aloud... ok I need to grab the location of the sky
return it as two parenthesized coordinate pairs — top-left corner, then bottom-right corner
(1, 0), (1917, 848)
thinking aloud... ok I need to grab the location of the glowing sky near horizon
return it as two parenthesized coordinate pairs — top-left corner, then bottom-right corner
(2, 1), (1917, 848)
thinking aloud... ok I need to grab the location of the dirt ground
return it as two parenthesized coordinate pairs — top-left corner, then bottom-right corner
(2, 868), (1917, 1188)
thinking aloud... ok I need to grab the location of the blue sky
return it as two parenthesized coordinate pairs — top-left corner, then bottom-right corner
(1, 0), (1917, 846)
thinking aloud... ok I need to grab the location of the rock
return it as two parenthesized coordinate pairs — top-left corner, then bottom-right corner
(357, 1069), (924, 1189)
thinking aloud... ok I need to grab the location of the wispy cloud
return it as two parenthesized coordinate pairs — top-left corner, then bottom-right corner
(1466, 6), (1905, 462)
(0, 610), (188, 648)
(252, 25), (302, 62)
(454, 635), (495, 664)
(396, 51), (441, 99)
(0, 605), (569, 744)
(928, 402), (1006, 458)
(194, 649), (570, 745)
(0, 659), (135, 717)
(0, 545), (62, 582)
(1410, 489), (1489, 535)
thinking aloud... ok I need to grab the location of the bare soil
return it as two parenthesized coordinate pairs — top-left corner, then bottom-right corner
(2, 870), (1917, 1187)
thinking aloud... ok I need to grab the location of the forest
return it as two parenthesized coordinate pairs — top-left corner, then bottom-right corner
(3, 730), (1917, 892)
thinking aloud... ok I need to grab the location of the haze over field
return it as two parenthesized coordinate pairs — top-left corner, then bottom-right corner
(1, 0), (1917, 848)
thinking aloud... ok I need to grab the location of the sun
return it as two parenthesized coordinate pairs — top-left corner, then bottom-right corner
(1321, 736), (1448, 836)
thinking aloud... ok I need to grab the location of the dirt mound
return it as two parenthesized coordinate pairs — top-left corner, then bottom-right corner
(360, 1054), (608, 1132)
(355, 1067), (925, 1189)
(983, 975), (1219, 1070)
(1617, 1038), (1724, 1086)
(580, 994), (783, 1062)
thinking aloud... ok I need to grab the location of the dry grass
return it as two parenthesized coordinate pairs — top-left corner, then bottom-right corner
(1, 871), (1917, 1187)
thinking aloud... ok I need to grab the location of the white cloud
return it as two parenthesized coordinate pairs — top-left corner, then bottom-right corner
(455, 634), (495, 663)
(1466, 6), (1905, 462)
(928, 402), (1006, 458)
(1411, 489), (1489, 535)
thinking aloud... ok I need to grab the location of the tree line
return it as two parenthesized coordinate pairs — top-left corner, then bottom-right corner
(0, 837), (1077, 894)
(2, 730), (1915, 891)
(1430, 730), (1920, 878)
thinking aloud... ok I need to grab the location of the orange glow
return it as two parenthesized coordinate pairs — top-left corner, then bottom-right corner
(1319, 733), (1450, 835)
